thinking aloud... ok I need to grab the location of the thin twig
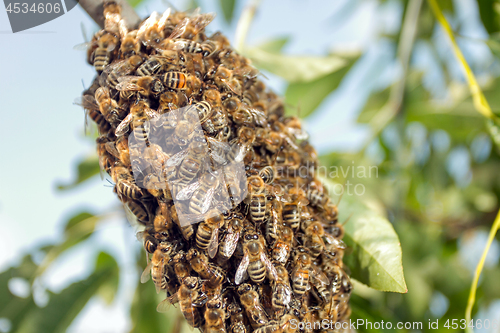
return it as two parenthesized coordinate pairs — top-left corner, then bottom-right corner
(79, 0), (141, 30)
(362, 0), (423, 151)
(235, 0), (262, 53)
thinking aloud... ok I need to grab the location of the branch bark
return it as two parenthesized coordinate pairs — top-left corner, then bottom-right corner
(79, 0), (141, 30)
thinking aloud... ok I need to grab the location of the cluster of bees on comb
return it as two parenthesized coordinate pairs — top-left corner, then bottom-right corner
(78, 1), (352, 332)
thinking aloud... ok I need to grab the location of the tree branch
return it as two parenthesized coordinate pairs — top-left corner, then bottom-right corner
(79, 0), (141, 30)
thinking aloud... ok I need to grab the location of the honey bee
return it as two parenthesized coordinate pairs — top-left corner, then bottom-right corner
(158, 90), (188, 113)
(246, 175), (268, 226)
(181, 12), (216, 40)
(309, 264), (331, 304)
(235, 230), (278, 285)
(116, 75), (164, 99)
(101, 55), (144, 90)
(172, 250), (191, 281)
(111, 164), (145, 200)
(232, 105), (268, 128)
(167, 140), (207, 186)
(75, 94), (110, 135)
(218, 215), (244, 261)
(259, 166), (277, 184)
(115, 99), (160, 141)
(141, 242), (175, 293)
(214, 66), (243, 95)
(322, 233), (346, 265)
(136, 228), (158, 255)
(104, 134), (130, 166)
(159, 277), (207, 329)
(188, 172), (222, 215)
(305, 179), (329, 208)
(119, 26), (141, 57)
(95, 135), (115, 178)
(94, 86), (122, 123)
(237, 283), (269, 329)
(282, 187), (309, 230)
(195, 211), (225, 258)
(228, 301), (248, 333)
(204, 107), (230, 136)
(160, 71), (202, 95)
(186, 248), (225, 290)
(301, 220), (326, 258)
(227, 127), (256, 163)
(200, 40), (218, 57)
(271, 226), (293, 265)
(91, 30), (119, 73)
(102, 0), (121, 34)
(204, 297), (227, 333)
(290, 247), (315, 298)
(271, 264), (292, 318)
(125, 198), (149, 225)
(136, 49), (181, 76)
(137, 9), (174, 48)
(218, 49), (241, 70)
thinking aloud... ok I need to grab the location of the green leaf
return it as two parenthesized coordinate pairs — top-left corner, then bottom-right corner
(130, 256), (172, 333)
(320, 177), (407, 293)
(56, 156), (100, 191)
(37, 211), (105, 276)
(477, 0), (500, 34)
(0, 254), (39, 330)
(219, 0), (236, 23)
(255, 36), (290, 54)
(285, 55), (358, 118)
(128, 0), (146, 8)
(486, 118), (500, 150)
(244, 47), (356, 83)
(356, 87), (391, 124)
(18, 252), (119, 333)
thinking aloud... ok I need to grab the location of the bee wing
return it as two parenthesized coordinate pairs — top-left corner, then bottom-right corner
(261, 251), (278, 281)
(249, 108), (268, 127)
(310, 265), (329, 286)
(124, 201), (140, 227)
(282, 134), (299, 150)
(298, 197), (309, 206)
(74, 95), (99, 110)
(191, 12), (216, 33)
(137, 12), (159, 45)
(221, 229), (239, 259)
(208, 227), (219, 259)
(145, 108), (160, 120)
(287, 127), (309, 140)
(73, 41), (92, 50)
(116, 76), (141, 91)
(115, 113), (133, 136)
(136, 231), (145, 242)
(140, 260), (153, 283)
(170, 39), (191, 51)
(220, 78), (241, 96)
(166, 149), (188, 167)
(180, 212), (206, 225)
(105, 141), (120, 159)
(200, 187), (216, 214)
(176, 180), (201, 200)
(157, 7), (171, 31)
(207, 137), (231, 152)
(168, 17), (189, 40)
(235, 252), (250, 285)
(156, 297), (173, 313)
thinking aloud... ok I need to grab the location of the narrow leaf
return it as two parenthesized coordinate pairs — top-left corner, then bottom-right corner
(244, 47), (353, 83)
(57, 156), (100, 191)
(219, 0), (236, 23)
(465, 210), (500, 333)
(476, 0), (500, 34)
(321, 177), (407, 293)
(36, 211), (106, 276)
(255, 36), (290, 54)
(285, 56), (358, 118)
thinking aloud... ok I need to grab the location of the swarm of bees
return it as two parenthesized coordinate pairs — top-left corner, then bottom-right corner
(79, 2), (352, 332)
